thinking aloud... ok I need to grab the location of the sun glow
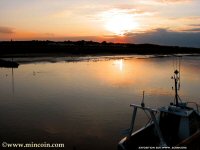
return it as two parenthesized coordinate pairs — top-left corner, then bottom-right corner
(102, 9), (139, 35)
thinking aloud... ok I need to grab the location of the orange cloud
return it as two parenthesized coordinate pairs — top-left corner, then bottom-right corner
(0, 26), (14, 34)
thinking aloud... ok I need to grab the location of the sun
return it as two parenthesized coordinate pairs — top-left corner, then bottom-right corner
(102, 9), (139, 36)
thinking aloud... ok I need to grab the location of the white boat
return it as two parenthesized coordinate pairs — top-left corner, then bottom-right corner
(118, 69), (200, 150)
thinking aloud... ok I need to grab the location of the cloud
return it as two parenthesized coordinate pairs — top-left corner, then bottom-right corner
(0, 26), (14, 34)
(126, 28), (200, 48)
(182, 28), (200, 32)
(189, 24), (200, 27)
(44, 33), (55, 37)
(155, 0), (191, 3)
(139, 0), (192, 5)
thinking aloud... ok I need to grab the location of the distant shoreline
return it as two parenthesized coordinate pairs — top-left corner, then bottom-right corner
(0, 40), (200, 58)
(1, 53), (199, 69)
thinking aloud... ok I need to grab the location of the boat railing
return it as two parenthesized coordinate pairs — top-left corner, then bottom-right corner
(130, 104), (157, 112)
(128, 104), (167, 147)
(186, 102), (200, 113)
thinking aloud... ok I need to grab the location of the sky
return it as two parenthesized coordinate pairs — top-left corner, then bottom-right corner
(0, 0), (200, 47)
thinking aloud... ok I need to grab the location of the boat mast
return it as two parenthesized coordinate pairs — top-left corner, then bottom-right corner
(172, 57), (181, 106)
(11, 57), (15, 94)
(174, 69), (179, 106)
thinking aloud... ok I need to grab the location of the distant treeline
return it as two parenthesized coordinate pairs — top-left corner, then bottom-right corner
(0, 40), (200, 57)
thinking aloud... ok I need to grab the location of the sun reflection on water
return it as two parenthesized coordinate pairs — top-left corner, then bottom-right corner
(113, 59), (124, 71)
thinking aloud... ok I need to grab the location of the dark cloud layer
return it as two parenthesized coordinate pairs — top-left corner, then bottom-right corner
(126, 28), (200, 48)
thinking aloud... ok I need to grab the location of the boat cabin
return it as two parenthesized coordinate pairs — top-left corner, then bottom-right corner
(159, 104), (200, 146)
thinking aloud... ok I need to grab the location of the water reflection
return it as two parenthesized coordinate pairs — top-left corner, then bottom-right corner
(0, 55), (200, 150)
(113, 59), (124, 72)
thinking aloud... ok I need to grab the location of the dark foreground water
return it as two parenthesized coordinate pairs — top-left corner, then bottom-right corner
(0, 55), (200, 150)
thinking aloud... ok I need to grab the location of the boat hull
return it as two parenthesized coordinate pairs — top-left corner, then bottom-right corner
(118, 125), (200, 150)
(118, 123), (160, 150)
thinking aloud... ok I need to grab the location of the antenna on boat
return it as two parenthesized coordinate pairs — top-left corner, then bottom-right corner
(171, 56), (182, 106)
(141, 91), (145, 107)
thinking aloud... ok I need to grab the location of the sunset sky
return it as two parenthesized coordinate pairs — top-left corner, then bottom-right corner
(0, 0), (200, 47)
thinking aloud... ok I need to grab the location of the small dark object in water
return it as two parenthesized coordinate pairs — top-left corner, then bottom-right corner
(0, 59), (19, 68)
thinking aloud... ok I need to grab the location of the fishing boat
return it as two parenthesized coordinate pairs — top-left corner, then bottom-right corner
(118, 67), (200, 150)
(0, 59), (19, 68)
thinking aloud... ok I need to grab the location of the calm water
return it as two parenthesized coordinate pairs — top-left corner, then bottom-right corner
(0, 55), (200, 150)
